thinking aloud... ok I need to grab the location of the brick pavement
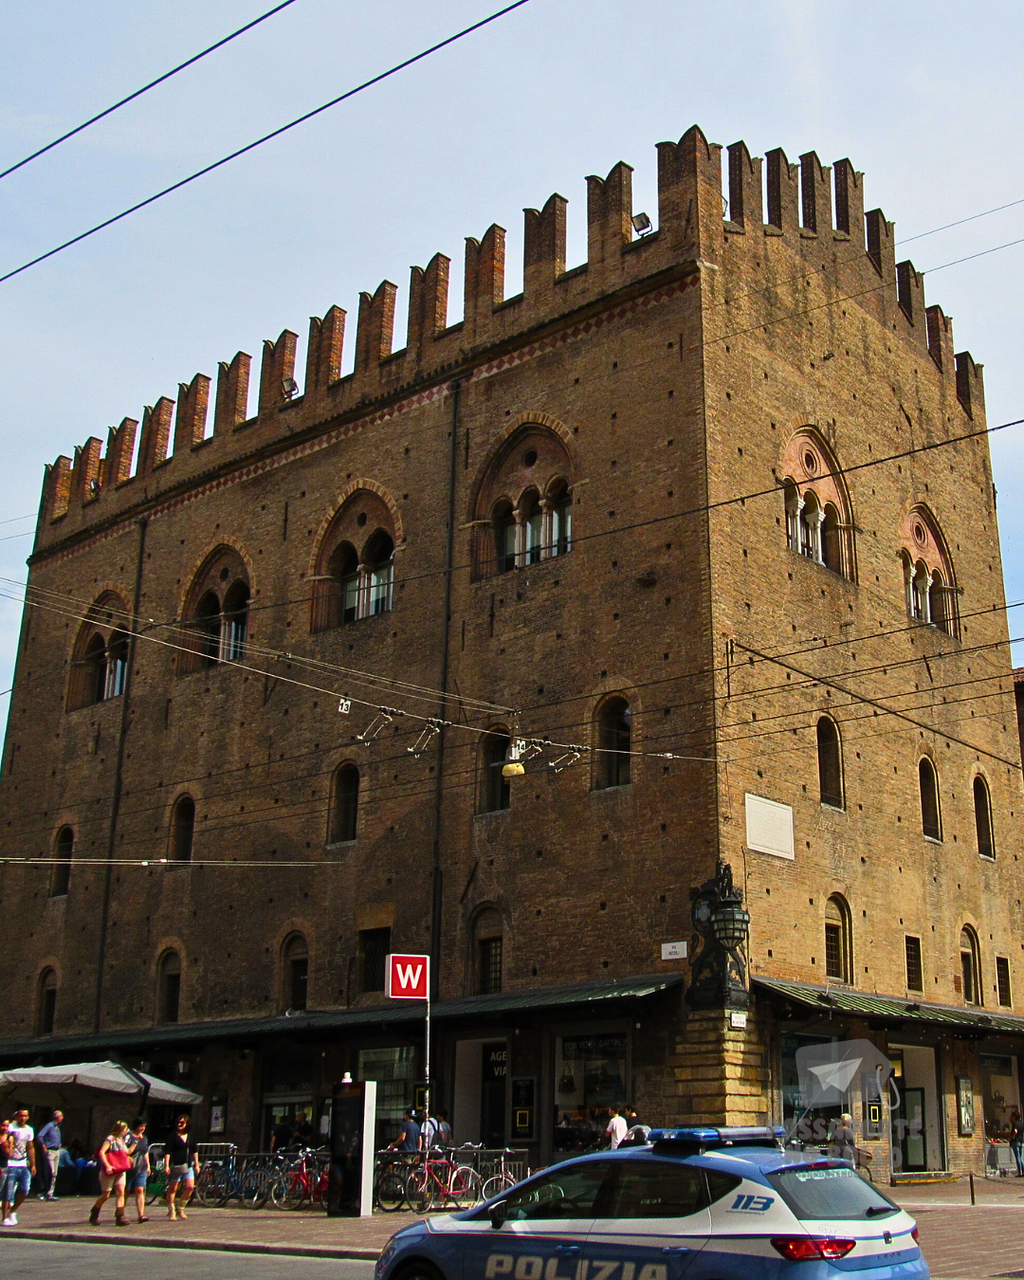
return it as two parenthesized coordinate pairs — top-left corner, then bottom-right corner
(4, 1181), (1024, 1276)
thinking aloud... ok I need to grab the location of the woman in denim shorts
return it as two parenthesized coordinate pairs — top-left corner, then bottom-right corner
(125, 1119), (150, 1223)
(164, 1114), (198, 1221)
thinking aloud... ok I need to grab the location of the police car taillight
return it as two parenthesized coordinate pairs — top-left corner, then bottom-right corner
(771, 1237), (856, 1261)
(912, 1226), (919, 1243)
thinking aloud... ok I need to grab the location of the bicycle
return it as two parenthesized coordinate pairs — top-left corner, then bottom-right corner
(267, 1148), (330, 1210)
(199, 1151), (272, 1208)
(374, 1151), (421, 1212)
(481, 1148), (519, 1200)
(405, 1150), (483, 1213)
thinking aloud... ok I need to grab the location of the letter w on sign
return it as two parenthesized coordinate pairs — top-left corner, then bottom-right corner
(386, 953), (430, 999)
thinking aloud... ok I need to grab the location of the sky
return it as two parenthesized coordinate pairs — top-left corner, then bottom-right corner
(0, 0), (1022, 699)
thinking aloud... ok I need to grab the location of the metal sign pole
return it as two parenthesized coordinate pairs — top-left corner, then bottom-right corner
(424, 966), (431, 1139)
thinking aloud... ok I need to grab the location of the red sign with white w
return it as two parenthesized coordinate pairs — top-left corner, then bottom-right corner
(386, 953), (430, 1000)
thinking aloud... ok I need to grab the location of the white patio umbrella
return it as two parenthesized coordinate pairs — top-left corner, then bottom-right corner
(0, 1060), (201, 1107)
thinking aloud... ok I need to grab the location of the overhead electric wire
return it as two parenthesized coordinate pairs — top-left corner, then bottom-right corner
(0, 0), (534, 286)
(0, 0), (299, 183)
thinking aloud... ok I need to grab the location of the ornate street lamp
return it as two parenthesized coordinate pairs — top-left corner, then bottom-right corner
(687, 860), (751, 1011)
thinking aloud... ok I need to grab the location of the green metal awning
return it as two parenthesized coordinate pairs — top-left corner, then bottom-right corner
(754, 975), (1024, 1037)
(0, 974), (684, 1063)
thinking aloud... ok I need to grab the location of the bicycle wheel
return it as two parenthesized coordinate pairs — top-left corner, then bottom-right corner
(448, 1166), (483, 1208)
(375, 1167), (407, 1212)
(145, 1172), (167, 1206)
(481, 1171), (516, 1201)
(405, 1167), (435, 1213)
(194, 1164), (227, 1207)
(242, 1169), (273, 1208)
(286, 1174), (311, 1210)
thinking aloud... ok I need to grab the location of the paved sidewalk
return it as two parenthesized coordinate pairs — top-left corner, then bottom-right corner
(4, 1179), (1024, 1276)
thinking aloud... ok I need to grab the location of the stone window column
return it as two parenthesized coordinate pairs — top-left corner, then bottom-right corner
(806, 507), (825, 563)
(356, 564), (371, 620)
(539, 498), (554, 559)
(512, 507), (527, 568)
(786, 494), (804, 552)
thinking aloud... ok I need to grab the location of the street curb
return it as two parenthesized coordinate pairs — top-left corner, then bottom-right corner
(0, 1227), (380, 1260)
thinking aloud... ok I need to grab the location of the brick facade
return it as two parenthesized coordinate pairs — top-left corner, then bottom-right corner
(1, 126), (1021, 1175)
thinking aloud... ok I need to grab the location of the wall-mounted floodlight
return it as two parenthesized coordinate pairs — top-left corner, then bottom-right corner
(631, 212), (653, 237)
(282, 377), (299, 400)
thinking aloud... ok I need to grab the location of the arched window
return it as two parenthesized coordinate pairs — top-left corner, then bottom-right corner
(67, 592), (133, 710)
(310, 489), (400, 632)
(84, 632), (107, 703)
(105, 630), (128, 698)
(494, 501), (517, 574)
(51, 826), (73, 897)
(974, 775), (994, 859)
(221, 581), (249, 661)
(919, 758), (941, 840)
(329, 764), (359, 844)
(473, 907), (504, 995)
(816, 717), (844, 809)
(479, 730), (512, 813)
(780, 430), (855, 580)
(960, 926), (981, 1005)
(171, 796), (195, 863)
(364, 531), (395, 617)
(180, 547), (252, 674)
(282, 934), (309, 1011)
(195, 591), (221, 667)
(158, 951), (182, 1023)
(824, 895), (852, 983)
(900, 507), (959, 638)
(521, 492), (543, 565)
(37, 968), (57, 1035)
(549, 481), (573, 558)
(470, 422), (578, 580)
(596, 697), (632, 789)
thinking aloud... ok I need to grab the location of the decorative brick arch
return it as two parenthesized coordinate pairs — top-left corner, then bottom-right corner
(178, 538), (256, 621)
(899, 503), (958, 636)
(67, 588), (133, 711)
(779, 427), (856, 580)
(306, 479), (404, 581)
(467, 412), (579, 522)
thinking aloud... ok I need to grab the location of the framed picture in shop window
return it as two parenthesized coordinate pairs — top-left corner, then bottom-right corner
(957, 1076), (975, 1136)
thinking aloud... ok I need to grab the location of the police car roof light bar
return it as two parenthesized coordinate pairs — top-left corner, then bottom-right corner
(649, 1125), (786, 1154)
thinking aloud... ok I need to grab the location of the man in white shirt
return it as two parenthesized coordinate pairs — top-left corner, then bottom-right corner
(2, 1108), (36, 1226)
(605, 1105), (628, 1150)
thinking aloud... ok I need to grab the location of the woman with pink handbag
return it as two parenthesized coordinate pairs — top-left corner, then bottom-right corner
(89, 1121), (133, 1226)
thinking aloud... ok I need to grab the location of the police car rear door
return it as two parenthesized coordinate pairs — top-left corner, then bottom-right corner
(584, 1158), (711, 1280)
(462, 1159), (616, 1280)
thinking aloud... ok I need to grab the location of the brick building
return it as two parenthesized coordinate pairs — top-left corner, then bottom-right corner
(2, 125), (1022, 1176)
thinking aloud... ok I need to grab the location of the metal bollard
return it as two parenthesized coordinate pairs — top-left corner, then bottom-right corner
(969, 1171), (976, 1204)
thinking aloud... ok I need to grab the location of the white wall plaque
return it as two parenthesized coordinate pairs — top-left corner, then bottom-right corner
(745, 793), (795, 860)
(661, 940), (688, 960)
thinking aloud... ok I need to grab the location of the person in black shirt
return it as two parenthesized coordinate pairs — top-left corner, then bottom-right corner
(270, 1119), (294, 1152)
(163, 1114), (198, 1221)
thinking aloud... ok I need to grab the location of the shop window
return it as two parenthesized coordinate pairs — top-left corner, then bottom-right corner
(554, 1033), (627, 1153)
(960, 927), (981, 1006)
(358, 1045), (416, 1136)
(905, 936), (923, 992)
(974, 775), (994, 859)
(919, 758), (941, 840)
(37, 968), (57, 1035)
(473, 907), (504, 995)
(479, 730), (511, 813)
(171, 795), (195, 863)
(51, 826), (73, 897)
(816, 716), (843, 808)
(359, 927), (390, 993)
(283, 934), (309, 1011)
(158, 950), (182, 1023)
(328, 763), (359, 844)
(997, 956), (1012, 1008)
(824, 895), (851, 983)
(595, 696), (632, 788)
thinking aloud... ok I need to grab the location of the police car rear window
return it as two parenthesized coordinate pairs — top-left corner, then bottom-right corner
(766, 1166), (899, 1222)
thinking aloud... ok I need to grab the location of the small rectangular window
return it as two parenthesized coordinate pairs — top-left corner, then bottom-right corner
(997, 956), (1012, 1007)
(289, 957), (309, 1010)
(479, 937), (503, 995)
(360, 927), (391, 993)
(905, 936), (923, 992)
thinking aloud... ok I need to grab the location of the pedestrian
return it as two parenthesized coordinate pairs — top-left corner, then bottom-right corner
(829, 1113), (858, 1165)
(604, 1104), (628, 1150)
(436, 1109), (453, 1146)
(1010, 1109), (1024, 1176)
(125, 1118), (151, 1222)
(0, 1119), (12, 1218)
(36, 1109), (63, 1200)
(269, 1115), (294, 1152)
(294, 1112), (315, 1147)
(89, 1120), (133, 1226)
(387, 1108), (421, 1154)
(164, 1113), (198, 1221)
(2, 1108), (36, 1226)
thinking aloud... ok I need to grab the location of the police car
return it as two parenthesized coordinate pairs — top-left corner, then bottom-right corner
(374, 1126), (927, 1280)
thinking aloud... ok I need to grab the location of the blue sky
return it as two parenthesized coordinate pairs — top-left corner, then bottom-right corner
(0, 0), (1021, 697)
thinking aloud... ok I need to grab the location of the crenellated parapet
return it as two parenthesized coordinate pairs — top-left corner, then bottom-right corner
(36, 123), (984, 537)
